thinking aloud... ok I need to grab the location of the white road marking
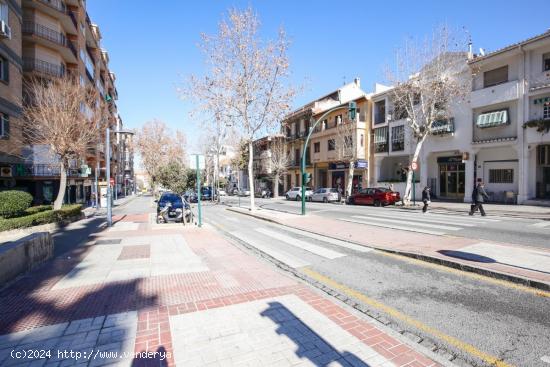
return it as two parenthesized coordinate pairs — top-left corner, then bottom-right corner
(281, 226), (373, 253)
(226, 216), (239, 222)
(541, 355), (550, 364)
(230, 231), (310, 268)
(255, 228), (345, 259)
(350, 212), (477, 227)
(458, 243), (550, 273)
(351, 215), (461, 231)
(530, 221), (550, 228)
(337, 218), (446, 236)
(384, 209), (502, 223)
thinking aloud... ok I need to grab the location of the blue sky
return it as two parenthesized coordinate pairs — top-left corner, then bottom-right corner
(88, 0), (550, 149)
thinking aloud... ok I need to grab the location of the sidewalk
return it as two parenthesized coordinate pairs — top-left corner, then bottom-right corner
(0, 210), (446, 366)
(227, 207), (550, 291)
(83, 194), (138, 218)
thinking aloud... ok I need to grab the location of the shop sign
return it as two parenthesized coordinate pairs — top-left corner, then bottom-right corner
(329, 160), (368, 170)
(355, 160), (368, 169)
(437, 156), (462, 164)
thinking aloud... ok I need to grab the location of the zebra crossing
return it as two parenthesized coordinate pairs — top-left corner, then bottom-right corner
(336, 209), (502, 236)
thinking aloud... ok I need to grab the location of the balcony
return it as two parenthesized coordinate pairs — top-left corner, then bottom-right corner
(38, 0), (66, 12)
(22, 21), (77, 62)
(23, 58), (65, 78)
(12, 163), (84, 177)
(470, 80), (519, 109)
(23, 0), (77, 35)
(432, 118), (455, 135)
(529, 72), (550, 92)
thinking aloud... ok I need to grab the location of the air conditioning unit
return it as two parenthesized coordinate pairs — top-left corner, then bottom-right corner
(0, 20), (11, 39)
(0, 166), (12, 177)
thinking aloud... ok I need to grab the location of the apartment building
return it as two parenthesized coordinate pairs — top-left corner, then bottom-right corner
(252, 134), (285, 195)
(0, 0), (124, 205)
(282, 79), (367, 193)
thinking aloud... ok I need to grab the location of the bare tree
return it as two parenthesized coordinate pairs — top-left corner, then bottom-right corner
(22, 76), (107, 210)
(334, 115), (359, 199)
(135, 119), (186, 190)
(386, 27), (469, 205)
(186, 7), (296, 210)
(268, 135), (289, 197)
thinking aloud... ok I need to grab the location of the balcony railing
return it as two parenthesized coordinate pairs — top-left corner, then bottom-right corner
(38, 0), (66, 12)
(23, 58), (65, 78)
(12, 163), (83, 177)
(23, 21), (66, 45)
(67, 10), (78, 28)
(432, 118), (455, 135)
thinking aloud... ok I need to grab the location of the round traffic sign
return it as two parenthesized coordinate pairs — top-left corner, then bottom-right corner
(411, 162), (418, 171)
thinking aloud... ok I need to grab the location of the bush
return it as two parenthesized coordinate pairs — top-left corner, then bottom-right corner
(0, 204), (82, 232)
(0, 190), (33, 218)
(25, 205), (53, 215)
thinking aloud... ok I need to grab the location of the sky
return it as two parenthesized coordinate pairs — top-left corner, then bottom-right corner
(87, 0), (550, 153)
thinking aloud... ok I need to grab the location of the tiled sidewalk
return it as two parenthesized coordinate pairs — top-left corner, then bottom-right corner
(0, 214), (442, 367)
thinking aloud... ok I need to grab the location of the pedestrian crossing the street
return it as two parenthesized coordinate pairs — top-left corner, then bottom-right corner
(337, 210), (502, 236)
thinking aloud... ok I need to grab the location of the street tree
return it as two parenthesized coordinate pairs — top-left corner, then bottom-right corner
(157, 161), (187, 194)
(135, 120), (186, 189)
(385, 27), (469, 205)
(268, 135), (289, 198)
(22, 76), (107, 210)
(187, 7), (296, 210)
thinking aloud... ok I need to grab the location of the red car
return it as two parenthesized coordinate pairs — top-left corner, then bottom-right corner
(347, 187), (400, 206)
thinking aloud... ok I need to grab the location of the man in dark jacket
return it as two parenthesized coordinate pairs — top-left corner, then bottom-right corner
(469, 181), (489, 216)
(422, 186), (431, 213)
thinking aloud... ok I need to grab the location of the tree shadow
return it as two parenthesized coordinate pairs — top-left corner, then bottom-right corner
(261, 301), (370, 367)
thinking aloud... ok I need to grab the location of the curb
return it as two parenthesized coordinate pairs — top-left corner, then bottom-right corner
(225, 207), (550, 292)
(208, 219), (461, 367)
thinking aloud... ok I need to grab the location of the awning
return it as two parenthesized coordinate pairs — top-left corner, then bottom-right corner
(477, 110), (508, 128)
(374, 127), (388, 143)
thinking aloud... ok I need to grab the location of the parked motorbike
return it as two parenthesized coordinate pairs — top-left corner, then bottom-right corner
(156, 201), (192, 225)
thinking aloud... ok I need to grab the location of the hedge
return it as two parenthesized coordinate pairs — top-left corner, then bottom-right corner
(25, 205), (53, 215)
(0, 204), (83, 232)
(0, 190), (33, 218)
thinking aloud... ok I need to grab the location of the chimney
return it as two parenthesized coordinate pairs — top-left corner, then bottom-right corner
(467, 40), (473, 60)
(354, 77), (360, 88)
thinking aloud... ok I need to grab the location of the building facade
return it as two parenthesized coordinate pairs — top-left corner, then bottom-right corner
(0, 0), (127, 205)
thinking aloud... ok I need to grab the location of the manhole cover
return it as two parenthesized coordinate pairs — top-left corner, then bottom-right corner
(95, 239), (122, 245)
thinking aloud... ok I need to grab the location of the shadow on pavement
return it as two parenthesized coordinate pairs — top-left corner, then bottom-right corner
(261, 301), (370, 367)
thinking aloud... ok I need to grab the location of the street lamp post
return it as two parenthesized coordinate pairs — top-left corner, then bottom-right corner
(300, 102), (356, 215)
(105, 127), (112, 227)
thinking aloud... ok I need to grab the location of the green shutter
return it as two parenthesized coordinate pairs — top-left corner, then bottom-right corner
(477, 110), (508, 128)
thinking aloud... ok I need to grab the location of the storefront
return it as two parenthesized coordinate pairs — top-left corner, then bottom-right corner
(437, 156), (465, 199)
(329, 160), (368, 195)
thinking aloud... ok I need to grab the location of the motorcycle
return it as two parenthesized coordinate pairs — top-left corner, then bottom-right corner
(156, 201), (193, 225)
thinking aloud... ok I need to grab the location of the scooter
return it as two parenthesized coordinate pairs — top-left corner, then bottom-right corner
(157, 201), (192, 225)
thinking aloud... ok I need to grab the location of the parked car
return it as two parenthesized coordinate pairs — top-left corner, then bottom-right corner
(218, 189), (227, 196)
(238, 189), (251, 196)
(155, 192), (190, 222)
(285, 186), (313, 201)
(255, 188), (272, 198)
(310, 188), (340, 203)
(347, 187), (400, 206)
(201, 186), (217, 201)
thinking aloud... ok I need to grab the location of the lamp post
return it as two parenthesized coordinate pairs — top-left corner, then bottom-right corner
(300, 102), (356, 215)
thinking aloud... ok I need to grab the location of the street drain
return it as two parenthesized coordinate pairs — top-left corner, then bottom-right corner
(95, 238), (122, 245)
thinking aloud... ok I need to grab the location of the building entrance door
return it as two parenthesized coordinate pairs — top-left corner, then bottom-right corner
(439, 163), (465, 199)
(543, 167), (550, 199)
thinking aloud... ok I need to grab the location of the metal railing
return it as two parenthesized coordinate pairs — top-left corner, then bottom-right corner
(12, 163), (81, 177)
(23, 21), (67, 45)
(38, 0), (66, 12)
(23, 58), (65, 78)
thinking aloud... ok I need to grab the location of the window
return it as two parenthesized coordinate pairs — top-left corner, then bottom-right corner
(489, 169), (514, 184)
(314, 142), (320, 153)
(477, 109), (509, 128)
(344, 135), (353, 147)
(483, 65), (508, 88)
(0, 113), (8, 138)
(360, 134), (364, 147)
(0, 55), (8, 83)
(374, 127), (388, 153)
(328, 139), (335, 151)
(391, 126), (404, 151)
(0, 1), (8, 23)
(544, 53), (550, 72)
(374, 100), (386, 124)
(544, 103), (550, 120)
(432, 118), (455, 135)
(538, 145), (550, 165)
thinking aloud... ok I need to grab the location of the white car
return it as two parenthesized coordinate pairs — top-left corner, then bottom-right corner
(285, 186), (313, 201)
(310, 188), (340, 203)
(218, 189), (227, 196)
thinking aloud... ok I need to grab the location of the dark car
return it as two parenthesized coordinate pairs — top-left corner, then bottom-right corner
(201, 186), (217, 201)
(156, 192), (190, 218)
(347, 187), (400, 206)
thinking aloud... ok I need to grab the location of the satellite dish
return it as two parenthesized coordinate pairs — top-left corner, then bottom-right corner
(479, 48), (486, 56)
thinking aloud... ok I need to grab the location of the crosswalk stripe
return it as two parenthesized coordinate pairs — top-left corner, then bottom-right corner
(351, 215), (462, 231)
(338, 218), (446, 236)
(530, 221), (550, 228)
(382, 209), (501, 222)
(230, 231), (310, 268)
(255, 228), (345, 259)
(424, 210), (503, 221)
(281, 226), (373, 253)
(349, 212), (477, 227)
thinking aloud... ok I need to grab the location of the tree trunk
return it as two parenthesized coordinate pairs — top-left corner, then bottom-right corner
(403, 134), (428, 206)
(345, 162), (355, 204)
(54, 159), (67, 210)
(273, 174), (279, 198)
(248, 140), (255, 210)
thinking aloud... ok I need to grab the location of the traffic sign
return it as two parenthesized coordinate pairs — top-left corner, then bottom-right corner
(411, 161), (418, 171)
(189, 154), (205, 170)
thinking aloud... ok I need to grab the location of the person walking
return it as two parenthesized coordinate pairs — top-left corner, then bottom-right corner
(469, 180), (489, 216)
(422, 186), (431, 213)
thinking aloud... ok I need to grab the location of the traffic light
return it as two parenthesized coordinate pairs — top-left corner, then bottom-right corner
(303, 172), (312, 184)
(348, 101), (357, 121)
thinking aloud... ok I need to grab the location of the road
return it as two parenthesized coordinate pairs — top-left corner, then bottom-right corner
(220, 196), (550, 250)
(201, 200), (550, 367)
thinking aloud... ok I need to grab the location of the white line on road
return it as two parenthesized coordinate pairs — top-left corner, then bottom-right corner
(280, 226), (373, 253)
(255, 227), (346, 259)
(349, 212), (478, 227)
(226, 216), (239, 223)
(230, 231), (310, 268)
(351, 215), (462, 231)
(530, 221), (550, 228)
(338, 218), (446, 236)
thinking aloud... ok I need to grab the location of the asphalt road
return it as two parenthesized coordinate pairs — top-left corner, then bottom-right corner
(220, 196), (550, 250)
(203, 203), (550, 367)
